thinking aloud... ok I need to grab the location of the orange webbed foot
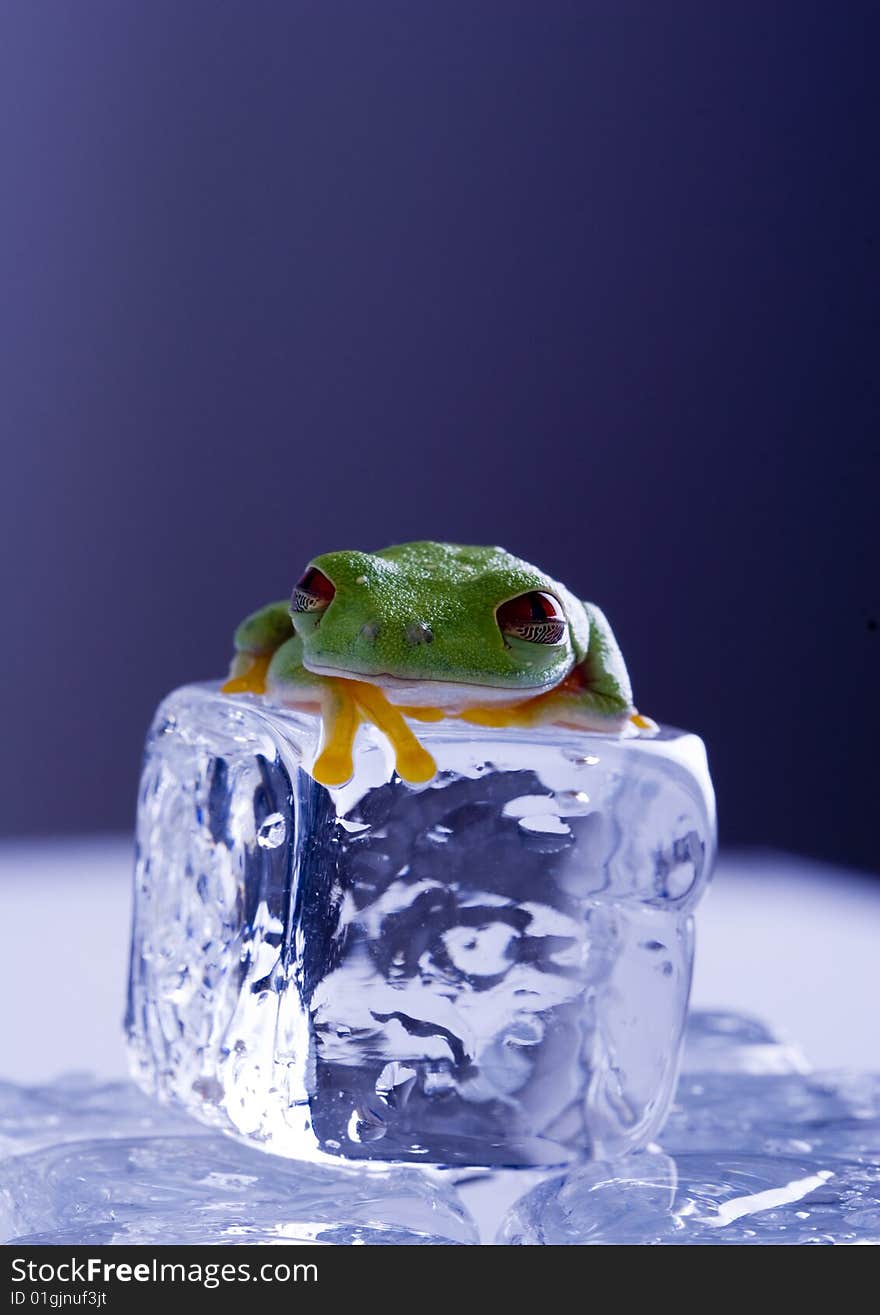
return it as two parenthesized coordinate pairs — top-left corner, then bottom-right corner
(221, 653), (271, 695)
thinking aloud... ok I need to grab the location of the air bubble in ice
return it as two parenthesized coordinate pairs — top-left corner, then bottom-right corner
(257, 813), (286, 849)
(505, 1017), (544, 1047)
(517, 815), (571, 837)
(557, 790), (591, 814)
(443, 923), (517, 976)
(190, 1077), (224, 1103)
(347, 1105), (387, 1143)
(563, 750), (601, 766)
(422, 1064), (456, 1097)
(375, 1063), (418, 1108)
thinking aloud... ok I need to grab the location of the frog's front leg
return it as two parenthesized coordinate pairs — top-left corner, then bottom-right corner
(263, 638), (380, 786)
(264, 635), (362, 785)
(266, 644), (435, 787)
(312, 681), (362, 787)
(221, 600), (295, 694)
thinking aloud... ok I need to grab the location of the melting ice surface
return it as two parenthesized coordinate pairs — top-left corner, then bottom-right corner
(1, 1013), (879, 1245)
(0, 1081), (474, 1245)
(499, 1014), (880, 1245)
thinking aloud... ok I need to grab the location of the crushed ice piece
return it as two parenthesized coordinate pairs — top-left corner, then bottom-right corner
(663, 1070), (880, 1163)
(499, 1149), (880, 1245)
(680, 1009), (809, 1077)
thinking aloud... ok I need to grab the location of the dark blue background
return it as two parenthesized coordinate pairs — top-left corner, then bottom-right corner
(1, 2), (876, 870)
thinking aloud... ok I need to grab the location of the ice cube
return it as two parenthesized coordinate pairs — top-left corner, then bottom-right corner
(127, 683), (716, 1167)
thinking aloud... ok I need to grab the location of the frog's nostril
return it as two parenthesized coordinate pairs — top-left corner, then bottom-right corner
(405, 620), (434, 646)
(359, 620), (381, 643)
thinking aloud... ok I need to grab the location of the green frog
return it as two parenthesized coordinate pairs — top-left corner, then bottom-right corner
(223, 541), (653, 786)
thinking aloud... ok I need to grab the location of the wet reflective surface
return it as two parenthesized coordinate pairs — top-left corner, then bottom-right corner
(3, 1013), (878, 1245)
(499, 1013), (880, 1244)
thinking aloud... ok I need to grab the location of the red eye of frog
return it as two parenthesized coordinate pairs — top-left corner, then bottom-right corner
(496, 591), (566, 645)
(292, 567), (336, 613)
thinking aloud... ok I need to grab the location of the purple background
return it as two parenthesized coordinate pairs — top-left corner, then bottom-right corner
(1, 2), (876, 871)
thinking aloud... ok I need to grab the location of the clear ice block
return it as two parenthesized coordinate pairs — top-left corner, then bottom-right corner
(126, 683), (715, 1167)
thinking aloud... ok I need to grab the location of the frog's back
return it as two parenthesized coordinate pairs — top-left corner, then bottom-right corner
(376, 541), (529, 586)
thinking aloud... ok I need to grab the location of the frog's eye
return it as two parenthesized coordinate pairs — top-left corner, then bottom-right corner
(497, 591), (566, 645)
(292, 567), (336, 614)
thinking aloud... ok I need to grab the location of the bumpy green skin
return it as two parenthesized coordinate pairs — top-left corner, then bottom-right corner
(230, 541), (634, 727)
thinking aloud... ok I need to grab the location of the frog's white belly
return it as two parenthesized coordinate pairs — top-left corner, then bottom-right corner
(301, 663), (556, 710)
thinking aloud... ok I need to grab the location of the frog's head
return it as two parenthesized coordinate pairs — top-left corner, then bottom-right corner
(289, 541), (587, 708)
